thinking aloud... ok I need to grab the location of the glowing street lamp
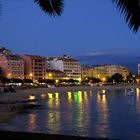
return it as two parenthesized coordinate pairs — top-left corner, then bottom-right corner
(55, 79), (59, 84)
(102, 77), (106, 82)
(7, 73), (11, 78)
(136, 78), (139, 83)
(29, 73), (33, 80)
(8, 73), (11, 76)
(48, 73), (52, 78)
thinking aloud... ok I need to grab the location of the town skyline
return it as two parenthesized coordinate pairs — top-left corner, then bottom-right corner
(0, 45), (138, 74)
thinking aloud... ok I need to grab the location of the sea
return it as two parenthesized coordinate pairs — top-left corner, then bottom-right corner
(0, 88), (140, 140)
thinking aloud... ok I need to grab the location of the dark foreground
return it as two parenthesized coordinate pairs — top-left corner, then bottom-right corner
(0, 131), (116, 140)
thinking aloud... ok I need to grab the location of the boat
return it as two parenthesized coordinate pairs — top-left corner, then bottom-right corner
(28, 94), (36, 102)
(127, 88), (135, 96)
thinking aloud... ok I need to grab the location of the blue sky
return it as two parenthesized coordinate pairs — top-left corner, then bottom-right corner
(0, 0), (140, 73)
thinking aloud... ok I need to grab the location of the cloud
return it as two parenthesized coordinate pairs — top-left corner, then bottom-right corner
(75, 52), (140, 74)
(81, 52), (110, 56)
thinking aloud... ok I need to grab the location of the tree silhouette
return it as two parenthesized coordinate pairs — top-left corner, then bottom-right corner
(112, 0), (140, 32)
(34, 0), (140, 32)
(107, 73), (124, 83)
(0, 0), (139, 32)
(34, 0), (64, 16)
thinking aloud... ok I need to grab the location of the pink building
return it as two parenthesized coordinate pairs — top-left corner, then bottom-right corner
(20, 54), (46, 81)
(0, 55), (24, 79)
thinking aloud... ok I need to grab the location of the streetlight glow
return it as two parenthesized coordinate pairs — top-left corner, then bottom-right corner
(48, 73), (52, 77)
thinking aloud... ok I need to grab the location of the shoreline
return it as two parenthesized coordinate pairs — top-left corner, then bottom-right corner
(0, 84), (140, 123)
(0, 130), (115, 140)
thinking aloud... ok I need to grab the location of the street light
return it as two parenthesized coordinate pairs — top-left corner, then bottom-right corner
(29, 73), (33, 80)
(136, 78), (139, 83)
(30, 73), (33, 77)
(7, 73), (11, 78)
(48, 73), (52, 78)
(102, 77), (106, 82)
(55, 79), (59, 84)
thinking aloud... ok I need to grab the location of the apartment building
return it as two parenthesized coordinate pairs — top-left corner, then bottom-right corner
(81, 64), (129, 81)
(93, 64), (130, 78)
(46, 69), (66, 79)
(0, 55), (24, 79)
(81, 66), (94, 79)
(46, 55), (81, 81)
(138, 64), (140, 75)
(21, 54), (46, 81)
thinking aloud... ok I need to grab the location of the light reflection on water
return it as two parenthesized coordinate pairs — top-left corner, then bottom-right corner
(0, 88), (140, 139)
(27, 113), (37, 132)
(96, 92), (109, 138)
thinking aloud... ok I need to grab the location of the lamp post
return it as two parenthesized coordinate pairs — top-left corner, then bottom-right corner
(102, 77), (106, 82)
(29, 73), (33, 81)
(48, 73), (52, 79)
(7, 73), (11, 78)
(136, 78), (139, 83)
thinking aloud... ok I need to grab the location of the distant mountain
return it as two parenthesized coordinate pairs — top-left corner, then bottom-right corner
(75, 54), (140, 74)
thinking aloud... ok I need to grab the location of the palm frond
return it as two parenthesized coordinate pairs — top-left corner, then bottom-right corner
(112, 0), (140, 32)
(34, 0), (64, 16)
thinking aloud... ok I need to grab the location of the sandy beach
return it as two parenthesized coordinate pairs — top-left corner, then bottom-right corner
(0, 84), (140, 123)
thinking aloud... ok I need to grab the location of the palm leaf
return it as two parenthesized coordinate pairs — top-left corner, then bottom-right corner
(112, 0), (140, 32)
(34, 0), (64, 16)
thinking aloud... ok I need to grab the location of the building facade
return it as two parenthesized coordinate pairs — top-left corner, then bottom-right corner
(81, 66), (94, 79)
(21, 54), (46, 81)
(93, 64), (130, 79)
(81, 64), (130, 81)
(138, 64), (140, 75)
(46, 69), (66, 79)
(0, 55), (24, 79)
(46, 55), (81, 81)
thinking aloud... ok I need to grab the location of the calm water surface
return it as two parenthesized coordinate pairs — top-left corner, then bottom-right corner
(0, 88), (140, 140)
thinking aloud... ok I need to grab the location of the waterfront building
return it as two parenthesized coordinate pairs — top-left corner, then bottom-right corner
(0, 47), (12, 56)
(81, 64), (129, 81)
(46, 55), (81, 81)
(20, 54), (46, 81)
(0, 55), (24, 79)
(93, 64), (130, 79)
(138, 64), (140, 75)
(81, 66), (94, 79)
(81, 65), (107, 81)
(46, 69), (66, 79)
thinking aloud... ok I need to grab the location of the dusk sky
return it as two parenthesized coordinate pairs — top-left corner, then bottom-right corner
(0, 0), (140, 73)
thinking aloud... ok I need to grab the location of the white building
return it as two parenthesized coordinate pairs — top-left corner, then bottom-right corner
(46, 55), (81, 81)
(138, 64), (140, 75)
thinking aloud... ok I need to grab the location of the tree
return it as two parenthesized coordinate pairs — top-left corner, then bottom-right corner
(23, 79), (33, 83)
(107, 73), (124, 83)
(46, 79), (55, 84)
(34, 0), (64, 16)
(0, 77), (10, 85)
(126, 73), (136, 83)
(0, 0), (139, 32)
(9, 78), (23, 83)
(34, 0), (140, 32)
